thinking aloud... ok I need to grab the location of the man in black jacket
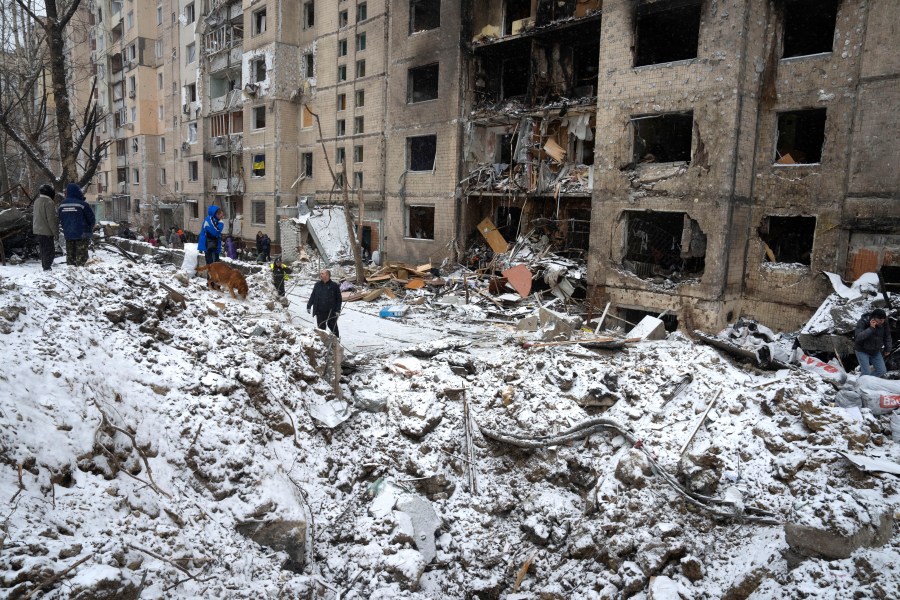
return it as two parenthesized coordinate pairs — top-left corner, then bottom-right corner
(307, 269), (342, 337)
(855, 309), (892, 378)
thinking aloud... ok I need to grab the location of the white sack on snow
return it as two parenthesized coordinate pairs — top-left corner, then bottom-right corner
(793, 351), (847, 385)
(181, 243), (200, 275)
(857, 375), (900, 416)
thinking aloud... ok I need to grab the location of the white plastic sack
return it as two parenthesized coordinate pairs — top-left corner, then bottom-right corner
(795, 352), (847, 385)
(181, 242), (200, 275)
(857, 375), (900, 416)
(892, 411), (900, 444)
(835, 388), (862, 409)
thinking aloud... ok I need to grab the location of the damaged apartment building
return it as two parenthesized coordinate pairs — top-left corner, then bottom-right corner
(74, 0), (898, 332)
(460, 0), (898, 331)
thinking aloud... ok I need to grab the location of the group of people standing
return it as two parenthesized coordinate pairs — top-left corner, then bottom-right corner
(32, 183), (95, 270)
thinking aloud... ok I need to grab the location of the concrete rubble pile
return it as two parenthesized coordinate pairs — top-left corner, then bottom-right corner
(1, 250), (900, 599)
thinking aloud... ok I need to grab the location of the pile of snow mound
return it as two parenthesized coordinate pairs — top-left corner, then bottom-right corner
(0, 256), (331, 597)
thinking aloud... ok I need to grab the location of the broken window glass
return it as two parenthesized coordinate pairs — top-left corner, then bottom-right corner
(632, 112), (693, 164)
(408, 63), (439, 103)
(410, 0), (440, 34)
(633, 1), (702, 67)
(252, 201), (266, 225)
(407, 206), (435, 239)
(408, 135), (437, 171)
(775, 109), (826, 165)
(782, 0), (838, 58)
(758, 216), (816, 265)
(623, 211), (706, 279)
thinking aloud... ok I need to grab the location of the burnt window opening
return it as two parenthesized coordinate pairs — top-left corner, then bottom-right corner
(502, 58), (529, 99)
(782, 0), (839, 58)
(408, 135), (437, 171)
(497, 133), (517, 165)
(573, 42), (600, 96)
(536, 0), (585, 25)
(623, 211), (706, 279)
(632, 112), (693, 164)
(496, 205), (522, 240)
(621, 308), (679, 333)
(566, 208), (591, 254)
(410, 0), (440, 34)
(633, 1), (702, 67)
(408, 63), (439, 103)
(407, 206), (435, 239)
(574, 134), (595, 165)
(758, 216), (816, 266)
(775, 109), (826, 165)
(505, 0), (532, 36)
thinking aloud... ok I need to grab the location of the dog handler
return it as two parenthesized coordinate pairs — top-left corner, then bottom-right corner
(197, 205), (224, 264)
(307, 269), (342, 337)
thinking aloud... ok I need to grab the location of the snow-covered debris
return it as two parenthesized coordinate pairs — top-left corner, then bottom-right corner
(1, 250), (900, 599)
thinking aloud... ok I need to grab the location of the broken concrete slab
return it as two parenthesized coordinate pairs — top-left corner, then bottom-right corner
(628, 316), (666, 341)
(784, 491), (894, 560)
(235, 518), (307, 570)
(395, 495), (441, 563)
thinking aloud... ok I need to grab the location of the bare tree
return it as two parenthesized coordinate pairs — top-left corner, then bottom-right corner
(0, 0), (108, 194)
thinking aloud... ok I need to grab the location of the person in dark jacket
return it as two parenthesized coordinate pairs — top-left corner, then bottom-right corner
(855, 309), (892, 378)
(32, 183), (58, 271)
(255, 231), (264, 262)
(307, 269), (342, 337)
(58, 183), (95, 266)
(260, 233), (271, 262)
(271, 256), (292, 297)
(197, 205), (224, 264)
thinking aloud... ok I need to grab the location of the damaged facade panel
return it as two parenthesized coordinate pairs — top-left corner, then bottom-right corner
(758, 216), (816, 266)
(632, 112), (693, 164)
(622, 211), (706, 280)
(633, 0), (702, 67)
(775, 108), (826, 164)
(781, 0), (840, 58)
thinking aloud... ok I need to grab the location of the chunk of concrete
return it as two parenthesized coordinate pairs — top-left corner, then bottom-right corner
(235, 519), (307, 570)
(396, 495), (440, 563)
(784, 492), (894, 560)
(628, 316), (666, 341)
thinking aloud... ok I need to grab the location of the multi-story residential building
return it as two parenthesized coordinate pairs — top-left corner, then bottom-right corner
(74, 0), (898, 333)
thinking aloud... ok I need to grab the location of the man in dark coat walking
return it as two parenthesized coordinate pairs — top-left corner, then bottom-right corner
(855, 308), (892, 378)
(58, 183), (95, 266)
(307, 269), (342, 337)
(32, 183), (58, 271)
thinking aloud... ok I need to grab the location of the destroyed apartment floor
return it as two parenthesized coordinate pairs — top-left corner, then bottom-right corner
(1, 252), (900, 599)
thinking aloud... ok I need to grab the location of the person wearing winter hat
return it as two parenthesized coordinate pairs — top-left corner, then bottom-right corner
(854, 308), (892, 378)
(57, 183), (95, 266)
(32, 183), (58, 271)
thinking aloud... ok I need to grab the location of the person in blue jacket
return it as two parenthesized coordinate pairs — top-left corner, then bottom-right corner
(197, 205), (224, 264)
(57, 183), (95, 266)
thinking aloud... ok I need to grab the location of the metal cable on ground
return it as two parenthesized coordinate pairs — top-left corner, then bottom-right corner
(479, 418), (781, 525)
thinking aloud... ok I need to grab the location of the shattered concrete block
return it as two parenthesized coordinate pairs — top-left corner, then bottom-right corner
(784, 491), (894, 560)
(614, 449), (653, 489)
(619, 560), (648, 595)
(396, 495), (440, 563)
(680, 555), (704, 582)
(648, 575), (689, 599)
(538, 307), (582, 341)
(678, 446), (723, 495)
(628, 316), (667, 341)
(235, 519), (307, 570)
(383, 548), (426, 591)
(392, 394), (443, 438)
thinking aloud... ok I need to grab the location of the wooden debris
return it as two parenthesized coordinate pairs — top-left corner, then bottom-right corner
(477, 217), (509, 254)
(679, 390), (722, 457)
(362, 288), (384, 302)
(405, 279), (425, 290)
(502, 264), (532, 297)
(514, 551), (537, 592)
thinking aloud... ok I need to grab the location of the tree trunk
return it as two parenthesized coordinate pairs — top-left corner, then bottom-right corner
(341, 178), (365, 285)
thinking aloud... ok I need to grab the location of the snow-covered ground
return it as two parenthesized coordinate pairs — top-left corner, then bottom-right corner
(1, 249), (899, 599)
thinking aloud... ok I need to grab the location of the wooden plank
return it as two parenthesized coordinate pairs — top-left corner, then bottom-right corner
(477, 217), (509, 254)
(405, 279), (426, 290)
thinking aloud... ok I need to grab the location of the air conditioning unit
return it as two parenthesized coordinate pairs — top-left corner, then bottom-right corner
(125, 123), (134, 130)
(181, 142), (190, 151)
(244, 82), (259, 96)
(128, 89), (135, 98)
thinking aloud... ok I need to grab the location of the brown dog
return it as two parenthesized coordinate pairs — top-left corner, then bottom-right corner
(196, 263), (248, 299)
